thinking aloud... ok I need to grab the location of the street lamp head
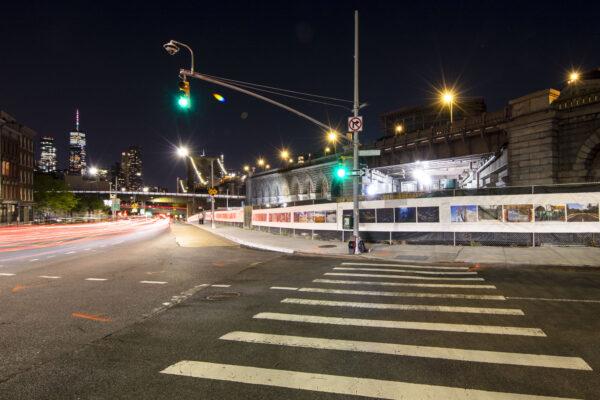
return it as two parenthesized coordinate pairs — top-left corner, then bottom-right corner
(569, 72), (579, 83)
(266, 164), (270, 169)
(143, 187), (149, 192)
(443, 92), (453, 103)
(243, 165), (250, 172)
(325, 147), (331, 153)
(177, 147), (189, 158)
(395, 124), (403, 133)
(281, 150), (289, 159)
(328, 131), (337, 142)
(163, 40), (180, 56)
(258, 158), (265, 166)
(89, 167), (98, 176)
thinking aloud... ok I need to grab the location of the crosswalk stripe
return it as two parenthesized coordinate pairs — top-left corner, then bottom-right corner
(39, 275), (61, 279)
(325, 272), (484, 281)
(271, 287), (299, 291)
(314, 278), (497, 289)
(342, 262), (469, 271)
(161, 361), (577, 399)
(333, 267), (478, 275)
(253, 312), (546, 336)
(298, 287), (506, 300)
(281, 298), (524, 315)
(219, 331), (591, 371)
(85, 278), (107, 281)
(140, 280), (167, 284)
(0, 273), (16, 276)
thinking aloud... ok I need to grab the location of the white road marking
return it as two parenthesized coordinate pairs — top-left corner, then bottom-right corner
(140, 280), (167, 285)
(325, 272), (484, 281)
(334, 267), (477, 275)
(162, 302), (171, 306)
(30, 259), (39, 262)
(342, 262), (469, 271)
(298, 287), (505, 300)
(65, 251), (77, 254)
(84, 248), (92, 251)
(220, 331), (591, 371)
(254, 312), (546, 336)
(507, 296), (600, 304)
(314, 278), (497, 289)
(0, 273), (16, 276)
(85, 278), (107, 281)
(211, 284), (231, 288)
(47, 255), (56, 258)
(100, 245), (106, 248)
(161, 361), (577, 399)
(281, 298), (523, 315)
(271, 286), (299, 291)
(39, 275), (61, 279)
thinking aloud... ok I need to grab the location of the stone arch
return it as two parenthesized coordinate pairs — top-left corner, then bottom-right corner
(574, 128), (600, 182)
(315, 173), (329, 199)
(303, 175), (314, 196)
(272, 184), (280, 203)
(290, 176), (301, 197)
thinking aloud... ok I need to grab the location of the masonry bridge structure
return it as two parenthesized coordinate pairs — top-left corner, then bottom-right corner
(248, 69), (600, 206)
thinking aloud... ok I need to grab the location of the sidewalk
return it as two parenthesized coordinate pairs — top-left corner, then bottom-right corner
(190, 223), (600, 268)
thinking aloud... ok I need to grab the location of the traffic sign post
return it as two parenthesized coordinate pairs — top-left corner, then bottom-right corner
(348, 116), (363, 132)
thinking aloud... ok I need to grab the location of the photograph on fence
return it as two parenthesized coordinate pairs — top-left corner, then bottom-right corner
(359, 209), (376, 223)
(451, 205), (477, 222)
(478, 205), (502, 222)
(314, 210), (326, 223)
(269, 212), (291, 223)
(417, 207), (439, 223)
(306, 211), (315, 223)
(395, 207), (416, 223)
(325, 210), (337, 223)
(253, 213), (268, 222)
(376, 208), (394, 223)
(566, 203), (599, 222)
(534, 205), (566, 222)
(293, 211), (307, 223)
(504, 204), (533, 222)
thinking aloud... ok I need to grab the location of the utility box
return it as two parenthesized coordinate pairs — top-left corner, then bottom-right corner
(343, 214), (353, 230)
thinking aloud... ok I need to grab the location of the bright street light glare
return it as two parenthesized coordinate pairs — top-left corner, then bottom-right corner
(243, 165), (250, 171)
(328, 131), (337, 142)
(258, 159), (265, 166)
(281, 150), (289, 159)
(177, 147), (189, 158)
(89, 167), (98, 176)
(569, 72), (579, 82)
(443, 93), (453, 103)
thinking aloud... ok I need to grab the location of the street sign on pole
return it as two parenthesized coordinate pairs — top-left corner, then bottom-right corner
(348, 116), (363, 132)
(348, 169), (365, 176)
(208, 187), (218, 195)
(359, 149), (380, 157)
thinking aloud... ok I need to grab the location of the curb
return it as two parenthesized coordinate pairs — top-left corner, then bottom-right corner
(189, 224), (294, 254)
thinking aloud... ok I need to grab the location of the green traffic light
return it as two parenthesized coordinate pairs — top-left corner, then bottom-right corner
(178, 96), (190, 108)
(336, 166), (346, 178)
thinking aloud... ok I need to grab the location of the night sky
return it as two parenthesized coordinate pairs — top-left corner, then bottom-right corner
(2, 1), (598, 190)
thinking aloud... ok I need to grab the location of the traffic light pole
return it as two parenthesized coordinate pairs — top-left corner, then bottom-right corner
(352, 10), (361, 254)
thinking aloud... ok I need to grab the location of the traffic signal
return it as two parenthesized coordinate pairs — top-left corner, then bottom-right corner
(178, 80), (190, 108)
(335, 159), (347, 179)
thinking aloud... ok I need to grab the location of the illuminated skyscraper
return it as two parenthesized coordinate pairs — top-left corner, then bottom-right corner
(68, 109), (87, 175)
(120, 146), (143, 190)
(38, 136), (57, 173)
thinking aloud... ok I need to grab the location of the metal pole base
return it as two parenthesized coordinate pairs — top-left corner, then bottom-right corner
(349, 235), (364, 254)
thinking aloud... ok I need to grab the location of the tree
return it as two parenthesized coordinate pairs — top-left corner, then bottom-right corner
(74, 195), (107, 214)
(34, 174), (78, 213)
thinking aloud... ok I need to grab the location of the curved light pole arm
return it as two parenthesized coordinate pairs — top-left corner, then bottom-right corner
(171, 41), (194, 74)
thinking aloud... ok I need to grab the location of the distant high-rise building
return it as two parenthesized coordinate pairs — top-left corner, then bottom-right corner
(119, 146), (143, 190)
(68, 109), (87, 175)
(38, 136), (57, 173)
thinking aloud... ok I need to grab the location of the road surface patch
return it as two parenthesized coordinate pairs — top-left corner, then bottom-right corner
(160, 361), (579, 399)
(219, 331), (591, 370)
(253, 312), (545, 336)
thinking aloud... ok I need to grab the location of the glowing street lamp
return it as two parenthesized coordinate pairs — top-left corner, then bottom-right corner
(328, 131), (338, 154)
(325, 147), (331, 154)
(281, 150), (289, 160)
(395, 124), (403, 134)
(443, 92), (454, 123)
(177, 147), (189, 158)
(258, 158), (265, 166)
(568, 72), (579, 84)
(243, 165), (250, 172)
(88, 167), (98, 176)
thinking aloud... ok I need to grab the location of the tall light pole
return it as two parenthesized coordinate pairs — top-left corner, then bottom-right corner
(351, 10), (362, 254)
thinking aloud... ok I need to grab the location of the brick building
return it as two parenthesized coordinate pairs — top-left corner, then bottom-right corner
(0, 111), (36, 224)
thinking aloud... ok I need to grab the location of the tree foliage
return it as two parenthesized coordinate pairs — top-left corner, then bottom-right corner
(34, 174), (78, 212)
(74, 195), (107, 213)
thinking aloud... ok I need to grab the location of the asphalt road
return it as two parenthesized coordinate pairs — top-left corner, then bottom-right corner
(1, 224), (599, 399)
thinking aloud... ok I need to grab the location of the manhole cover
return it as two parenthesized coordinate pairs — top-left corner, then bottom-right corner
(318, 244), (337, 248)
(205, 292), (241, 301)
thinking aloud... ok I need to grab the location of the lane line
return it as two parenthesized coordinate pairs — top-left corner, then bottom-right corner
(65, 251), (77, 254)
(271, 287), (299, 291)
(325, 272), (484, 281)
(254, 312), (546, 336)
(39, 275), (61, 279)
(220, 331), (591, 371)
(85, 278), (108, 281)
(333, 267), (477, 275)
(314, 279), (497, 289)
(84, 248), (92, 251)
(140, 280), (167, 285)
(30, 259), (39, 262)
(0, 273), (16, 276)
(342, 262), (469, 271)
(298, 287), (505, 300)
(507, 296), (600, 304)
(47, 255), (56, 258)
(161, 361), (577, 399)
(211, 284), (231, 288)
(281, 298), (524, 315)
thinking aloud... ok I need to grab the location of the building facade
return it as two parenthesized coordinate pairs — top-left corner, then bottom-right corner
(68, 109), (87, 175)
(119, 146), (143, 191)
(0, 110), (35, 224)
(38, 136), (57, 173)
